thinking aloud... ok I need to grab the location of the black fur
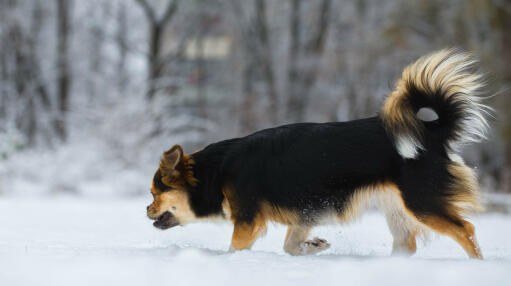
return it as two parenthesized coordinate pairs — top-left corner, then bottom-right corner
(405, 81), (472, 152)
(153, 170), (171, 191)
(188, 118), (401, 223)
(186, 113), (477, 229)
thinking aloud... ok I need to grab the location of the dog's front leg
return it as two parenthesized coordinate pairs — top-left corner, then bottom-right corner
(283, 225), (330, 255)
(229, 221), (267, 251)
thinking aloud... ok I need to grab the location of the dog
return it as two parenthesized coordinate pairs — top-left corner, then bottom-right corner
(147, 49), (490, 259)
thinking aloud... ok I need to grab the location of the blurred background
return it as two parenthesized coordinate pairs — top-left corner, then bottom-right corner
(0, 0), (510, 200)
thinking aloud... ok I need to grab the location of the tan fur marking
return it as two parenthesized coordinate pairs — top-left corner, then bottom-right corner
(447, 162), (483, 214)
(223, 184), (299, 250)
(340, 182), (424, 255)
(391, 228), (417, 255)
(382, 88), (420, 134)
(161, 154), (198, 188)
(343, 181), (483, 258)
(181, 154), (199, 186)
(222, 184), (300, 225)
(259, 202), (301, 225)
(283, 226), (311, 255)
(159, 145), (198, 188)
(420, 216), (483, 259)
(147, 189), (197, 224)
(405, 231), (417, 253)
(150, 183), (162, 196)
(231, 220), (267, 250)
(222, 185), (299, 225)
(340, 182), (400, 221)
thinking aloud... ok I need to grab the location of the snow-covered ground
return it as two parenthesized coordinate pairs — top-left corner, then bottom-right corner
(0, 198), (510, 286)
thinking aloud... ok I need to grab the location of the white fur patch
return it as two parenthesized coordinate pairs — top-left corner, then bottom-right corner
(448, 153), (465, 164)
(396, 135), (422, 159)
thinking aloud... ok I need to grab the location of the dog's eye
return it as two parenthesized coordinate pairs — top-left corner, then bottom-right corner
(171, 206), (177, 211)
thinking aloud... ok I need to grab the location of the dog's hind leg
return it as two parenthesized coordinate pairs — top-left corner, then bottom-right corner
(418, 215), (482, 259)
(384, 206), (418, 256)
(398, 161), (484, 259)
(378, 190), (419, 256)
(283, 225), (330, 256)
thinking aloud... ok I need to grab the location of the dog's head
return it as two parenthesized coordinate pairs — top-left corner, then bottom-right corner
(147, 145), (198, 230)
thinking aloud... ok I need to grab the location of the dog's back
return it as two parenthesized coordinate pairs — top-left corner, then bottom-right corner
(213, 118), (399, 224)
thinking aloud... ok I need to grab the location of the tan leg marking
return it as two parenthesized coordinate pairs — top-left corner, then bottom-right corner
(339, 182), (422, 256)
(283, 226), (310, 255)
(230, 221), (267, 251)
(420, 216), (483, 259)
(382, 192), (418, 255)
(283, 226), (330, 256)
(389, 228), (417, 255)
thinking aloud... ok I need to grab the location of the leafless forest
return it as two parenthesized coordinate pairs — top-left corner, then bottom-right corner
(0, 0), (510, 196)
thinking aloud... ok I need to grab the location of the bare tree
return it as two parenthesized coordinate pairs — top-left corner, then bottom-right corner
(0, 1), (52, 146)
(230, 0), (279, 132)
(135, 0), (179, 100)
(56, 0), (72, 141)
(116, 1), (128, 94)
(230, 1), (261, 132)
(0, 45), (6, 121)
(286, 0), (331, 122)
(194, 10), (208, 119)
(254, 0), (278, 124)
(286, 0), (301, 122)
(28, 2), (51, 144)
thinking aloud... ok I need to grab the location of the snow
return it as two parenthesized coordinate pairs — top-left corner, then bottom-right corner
(0, 198), (510, 286)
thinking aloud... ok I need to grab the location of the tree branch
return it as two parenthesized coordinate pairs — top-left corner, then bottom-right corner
(305, 0), (331, 53)
(135, 0), (157, 23)
(160, 0), (179, 26)
(287, 0), (301, 84)
(254, 0), (278, 123)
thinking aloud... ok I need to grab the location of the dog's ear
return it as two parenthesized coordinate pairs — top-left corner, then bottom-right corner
(159, 145), (184, 184)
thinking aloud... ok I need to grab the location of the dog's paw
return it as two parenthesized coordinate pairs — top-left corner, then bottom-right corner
(300, 237), (330, 255)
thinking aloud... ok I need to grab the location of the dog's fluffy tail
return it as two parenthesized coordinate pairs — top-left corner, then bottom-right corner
(381, 49), (491, 159)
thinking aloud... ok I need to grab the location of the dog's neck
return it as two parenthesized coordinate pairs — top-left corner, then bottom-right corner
(186, 151), (226, 218)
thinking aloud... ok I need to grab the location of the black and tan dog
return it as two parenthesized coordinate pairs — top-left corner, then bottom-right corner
(147, 49), (490, 258)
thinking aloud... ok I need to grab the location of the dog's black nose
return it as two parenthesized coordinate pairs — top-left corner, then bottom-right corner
(146, 205), (150, 211)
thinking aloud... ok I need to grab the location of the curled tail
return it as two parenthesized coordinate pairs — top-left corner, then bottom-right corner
(381, 49), (491, 159)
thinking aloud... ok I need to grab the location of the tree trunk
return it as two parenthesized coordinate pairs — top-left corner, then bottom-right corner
(286, 0), (331, 122)
(196, 33), (208, 119)
(11, 25), (34, 144)
(116, 2), (128, 94)
(255, 0), (278, 124)
(230, 0), (258, 133)
(286, 0), (302, 122)
(136, 0), (179, 100)
(30, 2), (51, 144)
(147, 23), (162, 100)
(0, 42), (6, 120)
(56, 0), (71, 141)
(241, 57), (256, 133)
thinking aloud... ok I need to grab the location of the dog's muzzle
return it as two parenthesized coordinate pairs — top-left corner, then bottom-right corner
(152, 211), (179, 230)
